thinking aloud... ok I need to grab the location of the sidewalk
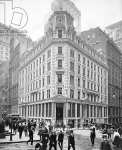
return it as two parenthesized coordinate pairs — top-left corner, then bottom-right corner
(0, 127), (40, 144)
(74, 128), (114, 141)
(0, 127), (112, 145)
(74, 128), (102, 139)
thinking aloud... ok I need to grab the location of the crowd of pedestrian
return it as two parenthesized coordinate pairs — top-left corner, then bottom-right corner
(5, 118), (122, 150)
(36, 122), (75, 150)
(90, 124), (122, 150)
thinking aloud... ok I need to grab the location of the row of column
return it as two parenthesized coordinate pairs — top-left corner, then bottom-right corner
(19, 102), (108, 124)
(82, 104), (107, 118)
(20, 103), (53, 119)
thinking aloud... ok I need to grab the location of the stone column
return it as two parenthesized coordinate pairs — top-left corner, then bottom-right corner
(64, 102), (68, 126)
(51, 102), (56, 125)
(75, 103), (78, 128)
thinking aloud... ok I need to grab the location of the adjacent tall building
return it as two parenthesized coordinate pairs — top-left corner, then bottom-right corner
(9, 31), (34, 114)
(106, 21), (122, 124)
(0, 61), (9, 120)
(80, 27), (122, 124)
(0, 23), (10, 62)
(18, 0), (108, 127)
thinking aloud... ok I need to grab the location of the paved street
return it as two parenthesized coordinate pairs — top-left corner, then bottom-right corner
(0, 134), (100, 150)
(0, 128), (121, 150)
(0, 133), (121, 150)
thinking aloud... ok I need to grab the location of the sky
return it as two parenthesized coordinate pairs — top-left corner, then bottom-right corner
(2, 0), (122, 40)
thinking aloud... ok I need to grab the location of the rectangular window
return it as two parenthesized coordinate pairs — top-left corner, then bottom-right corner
(42, 91), (44, 99)
(94, 64), (96, 71)
(83, 57), (86, 64)
(87, 81), (90, 89)
(70, 75), (74, 86)
(58, 47), (62, 55)
(91, 83), (93, 90)
(39, 57), (41, 63)
(58, 30), (62, 38)
(36, 59), (38, 67)
(43, 78), (44, 87)
(78, 54), (80, 62)
(70, 89), (74, 99)
(58, 59), (62, 68)
(39, 80), (41, 88)
(83, 67), (86, 76)
(87, 60), (89, 67)
(78, 65), (80, 74)
(78, 91), (80, 99)
(70, 61), (74, 72)
(57, 74), (62, 83)
(58, 87), (62, 95)
(47, 75), (50, 85)
(47, 50), (51, 58)
(39, 67), (41, 75)
(70, 49), (74, 58)
(78, 78), (80, 87)
(47, 62), (51, 71)
(87, 70), (90, 78)
(47, 89), (50, 98)
(83, 80), (86, 88)
(91, 62), (93, 69)
(94, 84), (96, 91)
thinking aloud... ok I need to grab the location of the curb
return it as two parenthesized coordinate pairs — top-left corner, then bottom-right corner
(0, 139), (40, 145)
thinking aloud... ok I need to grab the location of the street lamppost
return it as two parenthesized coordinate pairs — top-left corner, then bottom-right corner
(10, 118), (12, 141)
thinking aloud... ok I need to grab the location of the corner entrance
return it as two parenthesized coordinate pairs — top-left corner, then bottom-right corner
(56, 103), (64, 126)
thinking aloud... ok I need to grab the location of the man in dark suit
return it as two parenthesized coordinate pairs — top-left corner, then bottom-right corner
(68, 130), (75, 150)
(58, 130), (64, 150)
(49, 131), (57, 150)
(41, 127), (49, 150)
(27, 127), (33, 145)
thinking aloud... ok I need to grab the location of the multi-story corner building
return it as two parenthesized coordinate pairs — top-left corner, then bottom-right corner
(0, 61), (9, 120)
(81, 27), (122, 124)
(9, 31), (34, 114)
(105, 21), (122, 124)
(19, 0), (108, 127)
(0, 23), (10, 62)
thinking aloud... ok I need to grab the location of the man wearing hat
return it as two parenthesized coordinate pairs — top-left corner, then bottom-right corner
(100, 134), (112, 150)
(58, 130), (64, 150)
(68, 130), (75, 150)
(49, 131), (57, 150)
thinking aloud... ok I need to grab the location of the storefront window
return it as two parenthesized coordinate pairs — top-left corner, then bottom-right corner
(77, 104), (80, 117)
(46, 103), (48, 117)
(42, 104), (44, 117)
(72, 103), (75, 117)
(49, 103), (52, 117)
(68, 103), (71, 117)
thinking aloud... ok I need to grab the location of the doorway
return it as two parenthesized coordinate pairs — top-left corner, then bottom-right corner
(56, 103), (63, 126)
